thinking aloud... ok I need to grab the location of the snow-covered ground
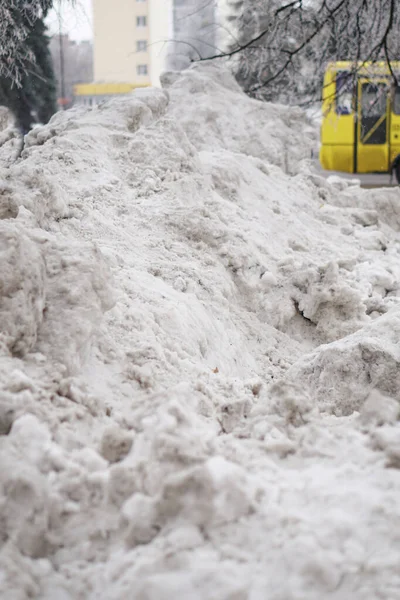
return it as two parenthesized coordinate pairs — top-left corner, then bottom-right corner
(1, 63), (400, 599)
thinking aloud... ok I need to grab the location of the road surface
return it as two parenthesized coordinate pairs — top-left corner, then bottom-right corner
(314, 162), (398, 189)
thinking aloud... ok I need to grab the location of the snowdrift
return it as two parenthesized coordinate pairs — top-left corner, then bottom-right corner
(1, 63), (400, 599)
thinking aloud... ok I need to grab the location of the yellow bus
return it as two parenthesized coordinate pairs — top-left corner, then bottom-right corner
(320, 61), (400, 182)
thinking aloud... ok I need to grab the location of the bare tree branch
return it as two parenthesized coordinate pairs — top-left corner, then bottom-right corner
(195, 0), (400, 105)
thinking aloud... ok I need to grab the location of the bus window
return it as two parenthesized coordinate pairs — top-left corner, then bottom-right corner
(360, 82), (388, 145)
(336, 71), (353, 115)
(393, 87), (400, 114)
(361, 83), (387, 117)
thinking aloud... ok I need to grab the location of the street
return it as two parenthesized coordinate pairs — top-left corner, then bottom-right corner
(315, 162), (398, 188)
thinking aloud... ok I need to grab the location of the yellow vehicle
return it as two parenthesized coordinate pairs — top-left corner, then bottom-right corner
(320, 61), (400, 182)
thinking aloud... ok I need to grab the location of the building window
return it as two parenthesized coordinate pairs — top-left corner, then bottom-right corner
(136, 16), (147, 26)
(136, 40), (147, 52)
(137, 64), (148, 75)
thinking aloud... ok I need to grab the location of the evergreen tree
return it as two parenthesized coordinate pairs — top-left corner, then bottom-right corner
(0, 2), (56, 134)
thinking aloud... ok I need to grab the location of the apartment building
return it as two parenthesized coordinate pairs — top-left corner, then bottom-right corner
(74, 0), (222, 105)
(74, 0), (171, 104)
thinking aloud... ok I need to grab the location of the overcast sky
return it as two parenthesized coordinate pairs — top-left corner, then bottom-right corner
(46, 0), (93, 41)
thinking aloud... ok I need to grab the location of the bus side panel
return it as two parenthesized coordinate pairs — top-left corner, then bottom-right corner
(357, 148), (389, 173)
(320, 144), (354, 172)
(320, 69), (355, 173)
(390, 112), (400, 167)
(390, 145), (400, 167)
(321, 113), (354, 146)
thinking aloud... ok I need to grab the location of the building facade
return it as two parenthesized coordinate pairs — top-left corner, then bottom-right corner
(74, 0), (221, 105)
(92, 0), (171, 87)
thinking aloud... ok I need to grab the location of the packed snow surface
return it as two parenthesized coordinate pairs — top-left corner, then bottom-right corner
(1, 63), (400, 599)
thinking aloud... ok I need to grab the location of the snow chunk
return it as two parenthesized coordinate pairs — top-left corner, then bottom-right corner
(100, 426), (133, 463)
(36, 240), (115, 373)
(122, 456), (257, 547)
(289, 261), (368, 341)
(0, 221), (46, 355)
(286, 307), (400, 415)
(360, 389), (400, 427)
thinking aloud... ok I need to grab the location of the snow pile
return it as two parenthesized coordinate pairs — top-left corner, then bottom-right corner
(162, 64), (317, 174)
(1, 63), (400, 599)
